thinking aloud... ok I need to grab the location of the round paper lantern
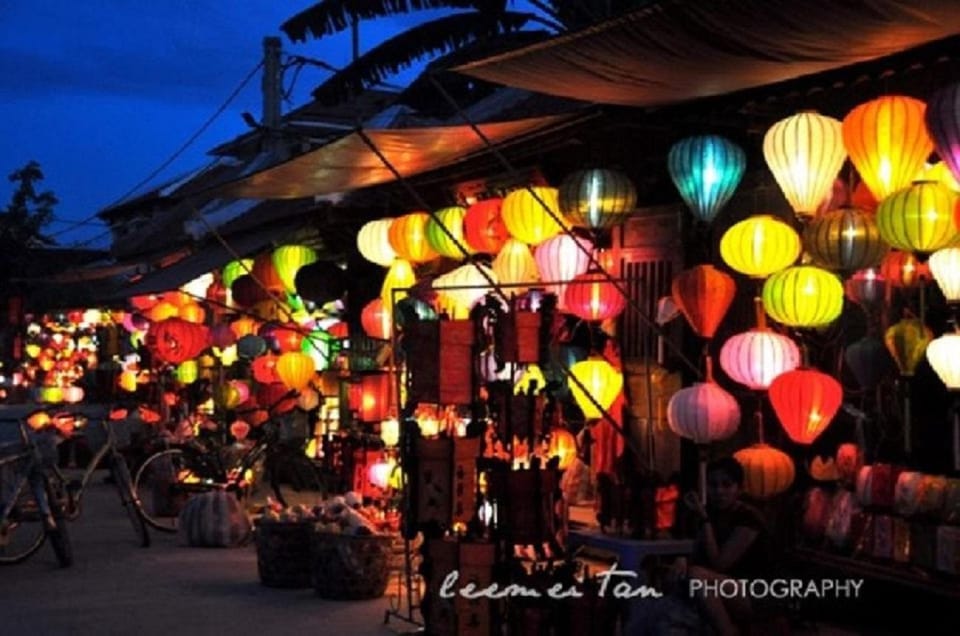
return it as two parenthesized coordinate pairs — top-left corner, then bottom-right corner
(177, 303), (206, 325)
(563, 270), (626, 322)
(380, 258), (416, 307)
(844, 268), (887, 313)
(213, 382), (243, 411)
(148, 300), (179, 323)
(230, 316), (259, 339)
(547, 428), (577, 470)
(252, 252), (285, 295)
(733, 444), (795, 499)
(879, 250), (930, 287)
(361, 298), (392, 340)
(885, 318), (933, 377)
(875, 181), (958, 254)
(432, 263), (497, 319)
(762, 266), (844, 328)
(357, 218), (398, 267)
(769, 369), (843, 445)
(534, 234), (593, 307)
(295, 260), (349, 304)
(275, 351), (316, 392)
(667, 382), (740, 444)
(568, 358), (623, 420)
(463, 198), (509, 254)
(302, 329), (336, 371)
(719, 330), (800, 390)
(388, 212), (439, 264)
(272, 324), (305, 353)
(671, 265), (736, 339)
(844, 336), (893, 390)
(842, 95), (933, 200)
(62, 386), (84, 404)
(501, 186), (566, 245)
(148, 318), (209, 364)
(237, 334), (268, 359)
(667, 135), (745, 223)
(252, 354), (280, 384)
(803, 207), (888, 272)
(924, 81), (960, 186)
(297, 388), (320, 411)
(174, 360), (199, 385)
(491, 238), (540, 296)
(927, 333), (960, 390)
(425, 206), (473, 259)
(719, 215), (800, 278)
(929, 247), (960, 303)
(558, 168), (637, 230)
(272, 245), (318, 294)
(763, 111), (847, 219)
(222, 259), (254, 289)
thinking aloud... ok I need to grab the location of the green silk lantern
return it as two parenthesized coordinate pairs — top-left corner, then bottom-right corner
(175, 360), (199, 385)
(425, 206), (473, 259)
(762, 266), (843, 328)
(222, 259), (253, 290)
(875, 181), (959, 255)
(272, 245), (318, 294)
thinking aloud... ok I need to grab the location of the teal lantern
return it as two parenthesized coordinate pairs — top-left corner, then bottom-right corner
(668, 135), (746, 224)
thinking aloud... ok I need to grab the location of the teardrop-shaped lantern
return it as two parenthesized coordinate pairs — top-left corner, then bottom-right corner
(568, 358), (623, 420)
(501, 186), (566, 245)
(388, 213), (440, 264)
(275, 351), (316, 392)
(929, 247), (960, 303)
(357, 218), (398, 267)
(875, 181), (959, 255)
(844, 336), (893, 390)
(534, 234), (593, 308)
(842, 95), (933, 200)
(733, 444), (795, 499)
(879, 250), (931, 287)
(769, 369), (843, 445)
(433, 263), (498, 319)
(762, 266), (844, 328)
(885, 318), (933, 377)
(222, 259), (253, 290)
(927, 333), (960, 390)
(803, 207), (888, 273)
(667, 135), (745, 224)
(671, 265), (736, 339)
(924, 81), (960, 186)
(844, 268), (887, 313)
(666, 382), (740, 444)
(563, 270), (627, 322)
(272, 245), (318, 294)
(559, 168), (637, 230)
(380, 259), (416, 307)
(720, 215), (801, 278)
(719, 330), (800, 390)
(463, 198), (509, 254)
(426, 206), (473, 259)
(763, 111), (847, 220)
(492, 238), (540, 296)
(361, 298), (392, 340)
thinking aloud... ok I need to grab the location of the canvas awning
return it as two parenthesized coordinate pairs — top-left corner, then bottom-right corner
(216, 115), (570, 199)
(453, 0), (960, 107)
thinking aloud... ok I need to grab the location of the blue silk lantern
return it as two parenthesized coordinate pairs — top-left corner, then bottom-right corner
(237, 334), (267, 360)
(667, 135), (746, 223)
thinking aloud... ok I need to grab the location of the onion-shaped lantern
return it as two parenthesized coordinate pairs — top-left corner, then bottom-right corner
(275, 351), (316, 392)
(733, 444), (796, 499)
(762, 266), (844, 328)
(803, 207), (888, 272)
(361, 298), (392, 340)
(568, 357), (623, 420)
(563, 270), (626, 322)
(875, 181), (958, 255)
(380, 259), (416, 307)
(357, 218), (398, 267)
(879, 250), (930, 287)
(769, 369), (843, 445)
(491, 238), (539, 296)
(671, 265), (736, 339)
(425, 206), (473, 259)
(844, 269), (887, 314)
(667, 382), (740, 444)
(719, 215), (800, 278)
(667, 135), (745, 224)
(924, 81), (960, 186)
(433, 263), (497, 319)
(389, 213), (440, 264)
(842, 95), (933, 200)
(719, 330), (800, 391)
(559, 168), (637, 230)
(501, 186), (566, 245)
(763, 111), (847, 220)
(272, 245), (317, 294)
(929, 247), (960, 303)
(927, 333), (960, 390)
(148, 318), (210, 364)
(844, 336), (893, 391)
(884, 318), (933, 377)
(222, 259), (253, 290)
(534, 234), (593, 307)
(463, 198), (509, 254)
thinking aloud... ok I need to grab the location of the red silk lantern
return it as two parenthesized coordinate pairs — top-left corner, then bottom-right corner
(719, 329), (800, 391)
(327, 321), (349, 339)
(563, 270), (626, 322)
(275, 352), (315, 392)
(273, 324), (304, 353)
(769, 369), (843, 445)
(463, 198), (509, 254)
(844, 268), (887, 313)
(361, 298), (392, 340)
(252, 354), (280, 384)
(350, 373), (391, 422)
(148, 318), (210, 364)
(671, 265), (736, 339)
(130, 294), (160, 312)
(879, 250), (930, 287)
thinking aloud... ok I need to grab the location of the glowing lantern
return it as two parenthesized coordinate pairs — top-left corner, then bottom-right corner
(148, 300), (179, 322)
(842, 95), (932, 200)
(368, 459), (396, 491)
(178, 303), (206, 325)
(514, 364), (546, 395)
(763, 111), (847, 219)
(762, 266), (844, 328)
(215, 344), (238, 367)
(491, 238), (539, 296)
(257, 383), (297, 414)
(380, 258), (416, 307)
(875, 181), (958, 254)
(252, 252), (285, 295)
(501, 186), (566, 245)
(667, 382), (740, 444)
(433, 263), (497, 319)
(844, 336), (893, 391)
(563, 270), (626, 322)
(671, 265), (736, 339)
(929, 247), (960, 303)
(719, 330), (800, 391)
(357, 218), (398, 267)
(534, 234), (593, 307)
(559, 168), (637, 230)
(148, 318), (209, 364)
(879, 250), (930, 287)
(351, 373), (391, 422)
(426, 206), (472, 259)
(719, 215), (800, 278)
(927, 333), (960, 390)
(547, 428), (577, 470)
(733, 444), (795, 499)
(230, 316), (260, 339)
(844, 269), (887, 313)
(271, 324), (304, 353)
(81, 309), (102, 325)
(361, 298), (392, 340)
(380, 417), (400, 447)
(885, 318), (933, 376)
(921, 161), (960, 192)
(130, 294), (160, 312)
(924, 82), (960, 186)
(174, 360), (199, 385)
(302, 330), (336, 371)
(62, 386), (85, 404)
(389, 213), (439, 263)
(769, 369), (843, 445)
(230, 420), (250, 442)
(274, 352), (315, 392)
(222, 259), (254, 289)
(667, 135), (745, 224)
(119, 371), (138, 392)
(803, 207), (888, 272)
(27, 411), (51, 430)
(297, 388), (320, 411)
(568, 358), (623, 420)
(272, 245), (318, 294)
(464, 198), (509, 254)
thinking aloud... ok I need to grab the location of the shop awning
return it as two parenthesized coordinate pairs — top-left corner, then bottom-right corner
(217, 115), (569, 199)
(453, 0), (960, 107)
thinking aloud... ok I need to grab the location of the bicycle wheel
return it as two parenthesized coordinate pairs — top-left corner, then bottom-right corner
(0, 475), (46, 565)
(42, 475), (72, 568)
(110, 453), (150, 547)
(133, 449), (197, 532)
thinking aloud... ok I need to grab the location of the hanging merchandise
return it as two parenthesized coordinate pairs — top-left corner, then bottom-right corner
(388, 212), (440, 264)
(568, 357), (622, 420)
(844, 336), (893, 391)
(222, 259), (254, 290)
(927, 333), (960, 391)
(666, 380), (740, 445)
(533, 234), (593, 308)
(762, 265), (844, 328)
(361, 298), (392, 340)
(733, 444), (796, 499)
(357, 218), (398, 267)
(803, 207), (889, 273)
(432, 263), (498, 319)
(878, 250), (930, 288)
(719, 215), (800, 278)
(929, 247), (960, 303)
(885, 318), (934, 377)
(563, 270), (627, 322)
(272, 245), (318, 294)
(924, 81), (960, 184)
(844, 269), (887, 316)
(463, 198), (509, 254)
(875, 181), (959, 255)
(380, 259), (416, 307)
(769, 369), (843, 445)
(425, 206), (473, 259)
(491, 238), (540, 297)
(671, 265), (736, 340)
(667, 135), (745, 224)
(501, 186), (566, 245)
(558, 168), (637, 230)
(719, 329), (800, 391)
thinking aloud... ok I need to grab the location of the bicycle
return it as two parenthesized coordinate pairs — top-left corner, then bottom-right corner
(0, 418), (72, 567)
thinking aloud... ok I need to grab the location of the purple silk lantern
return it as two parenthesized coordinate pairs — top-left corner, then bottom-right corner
(925, 82), (960, 182)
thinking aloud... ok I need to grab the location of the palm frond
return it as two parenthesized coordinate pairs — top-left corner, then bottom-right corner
(309, 11), (531, 105)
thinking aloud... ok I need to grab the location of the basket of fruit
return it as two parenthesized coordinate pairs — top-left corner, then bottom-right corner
(254, 503), (318, 588)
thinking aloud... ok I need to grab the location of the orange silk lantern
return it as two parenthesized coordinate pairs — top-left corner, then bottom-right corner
(733, 444), (795, 499)
(177, 303), (206, 325)
(350, 373), (391, 422)
(769, 369), (843, 445)
(563, 270), (626, 322)
(547, 428), (577, 470)
(388, 213), (439, 264)
(464, 198), (509, 254)
(148, 300), (179, 322)
(361, 298), (392, 340)
(252, 252), (285, 295)
(275, 352), (316, 392)
(671, 265), (736, 339)
(230, 316), (260, 339)
(879, 250), (930, 287)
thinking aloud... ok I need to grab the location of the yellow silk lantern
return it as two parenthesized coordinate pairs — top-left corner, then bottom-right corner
(568, 358), (623, 420)
(357, 218), (398, 267)
(432, 263), (497, 319)
(842, 95), (933, 201)
(762, 266), (844, 328)
(275, 351), (316, 392)
(380, 258), (416, 307)
(425, 206), (473, 259)
(719, 215), (801, 278)
(930, 247), (960, 303)
(148, 300), (179, 322)
(875, 181), (959, 254)
(927, 333), (960, 390)
(492, 238), (540, 296)
(514, 364), (546, 395)
(501, 186), (566, 245)
(388, 213), (439, 264)
(884, 318), (933, 377)
(272, 245), (318, 294)
(222, 259), (253, 289)
(178, 303), (206, 324)
(920, 161), (960, 193)
(763, 111), (847, 219)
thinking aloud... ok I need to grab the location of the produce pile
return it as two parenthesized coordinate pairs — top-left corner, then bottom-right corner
(255, 492), (398, 536)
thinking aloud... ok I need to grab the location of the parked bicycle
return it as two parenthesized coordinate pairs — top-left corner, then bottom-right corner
(0, 417), (72, 567)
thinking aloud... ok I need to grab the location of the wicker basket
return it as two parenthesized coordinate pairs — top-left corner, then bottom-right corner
(311, 531), (392, 599)
(255, 520), (315, 588)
